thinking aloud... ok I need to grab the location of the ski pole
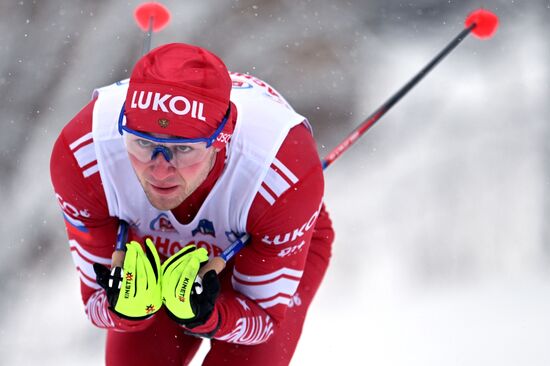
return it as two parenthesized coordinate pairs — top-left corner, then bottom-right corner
(322, 9), (498, 169)
(134, 2), (171, 55)
(109, 220), (130, 289)
(111, 2), (172, 269)
(198, 8), (499, 278)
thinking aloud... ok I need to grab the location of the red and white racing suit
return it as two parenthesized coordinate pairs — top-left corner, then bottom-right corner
(50, 73), (334, 366)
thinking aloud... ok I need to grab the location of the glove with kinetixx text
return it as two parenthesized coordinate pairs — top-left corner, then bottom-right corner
(93, 238), (162, 319)
(161, 245), (221, 331)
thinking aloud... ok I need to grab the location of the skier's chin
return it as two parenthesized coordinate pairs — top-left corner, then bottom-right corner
(144, 183), (187, 211)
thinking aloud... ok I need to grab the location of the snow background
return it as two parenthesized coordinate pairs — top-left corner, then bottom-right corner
(1, 0), (549, 365)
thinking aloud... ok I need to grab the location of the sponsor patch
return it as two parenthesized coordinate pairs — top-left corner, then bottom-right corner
(191, 219), (216, 237)
(130, 90), (206, 122)
(277, 241), (305, 257)
(262, 208), (320, 245)
(144, 235), (223, 258)
(149, 213), (176, 232)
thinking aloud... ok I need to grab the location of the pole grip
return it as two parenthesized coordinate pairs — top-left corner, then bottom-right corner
(198, 256), (226, 278)
(197, 234), (250, 278)
(111, 220), (129, 268)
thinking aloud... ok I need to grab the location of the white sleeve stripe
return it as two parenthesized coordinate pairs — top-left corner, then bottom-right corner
(258, 185), (276, 205)
(257, 295), (292, 309)
(78, 270), (101, 289)
(69, 132), (93, 150)
(76, 265), (96, 283)
(273, 158), (298, 184)
(232, 276), (300, 301)
(83, 164), (99, 178)
(70, 250), (100, 284)
(86, 291), (115, 328)
(232, 272), (302, 286)
(73, 142), (96, 168)
(215, 316), (274, 345)
(263, 167), (290, 197)
(233, 267), (303, 283)
(69, 239), (111, 265)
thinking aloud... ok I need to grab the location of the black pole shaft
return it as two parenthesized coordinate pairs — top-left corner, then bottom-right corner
(321, 23), (476, 169)
(374, 24), (475, 118)
(141, 16), (154, 56)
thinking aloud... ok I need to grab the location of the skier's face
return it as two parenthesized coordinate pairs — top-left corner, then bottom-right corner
(127, 133), (218, 211)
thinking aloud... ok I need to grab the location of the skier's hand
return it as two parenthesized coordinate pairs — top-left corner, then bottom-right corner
(161, 245), (220, 329)
(93, 238), (162, 319)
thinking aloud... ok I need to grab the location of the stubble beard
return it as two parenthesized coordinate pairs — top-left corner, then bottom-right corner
(141, 151), (216, 211)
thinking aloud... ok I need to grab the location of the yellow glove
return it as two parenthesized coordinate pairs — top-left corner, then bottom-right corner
(161, 245), (220, 328)
(94, 238), (162, 319)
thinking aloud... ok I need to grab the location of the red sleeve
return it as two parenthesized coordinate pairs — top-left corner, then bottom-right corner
(189, 123), (333, 344)
(50, 99), (156, 332)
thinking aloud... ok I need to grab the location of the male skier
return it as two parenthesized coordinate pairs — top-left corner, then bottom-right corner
(51, 43), (334, 365)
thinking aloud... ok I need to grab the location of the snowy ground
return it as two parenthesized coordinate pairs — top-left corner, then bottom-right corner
(296, 273), (550, 365)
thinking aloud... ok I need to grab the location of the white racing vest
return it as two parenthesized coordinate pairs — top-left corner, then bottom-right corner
(91, 74), (306, 258)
